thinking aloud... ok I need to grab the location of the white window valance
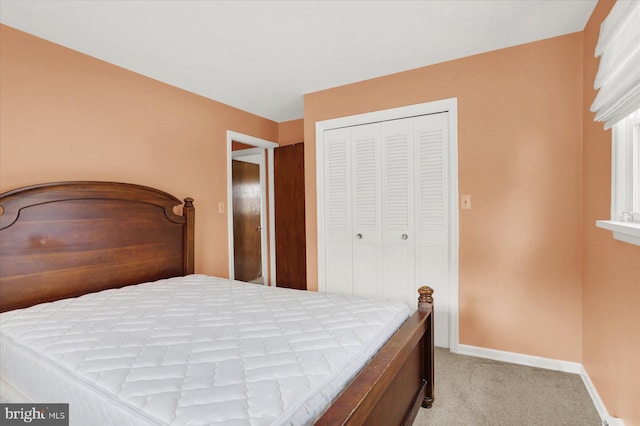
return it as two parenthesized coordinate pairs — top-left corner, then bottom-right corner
(590, 0), (640, 129)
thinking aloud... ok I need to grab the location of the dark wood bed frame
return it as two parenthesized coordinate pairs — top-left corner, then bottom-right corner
(0, 181), (434, 426)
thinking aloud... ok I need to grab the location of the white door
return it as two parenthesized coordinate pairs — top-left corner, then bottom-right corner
(381, 117), (415, 306)
(323, 127), (353, 296)
(413, 113), (450, 347)
(351, 124), (383, 299)
(320, 110), (452, 348)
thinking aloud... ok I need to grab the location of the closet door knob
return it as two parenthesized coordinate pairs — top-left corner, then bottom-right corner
(356, 233), (363, 240)
(402, 234), (408, 240)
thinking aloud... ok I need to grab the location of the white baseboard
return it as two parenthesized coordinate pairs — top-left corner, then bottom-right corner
(455, 344), (582, 373)
(580, 366), (625, 426)
(453, 344), (624, 426)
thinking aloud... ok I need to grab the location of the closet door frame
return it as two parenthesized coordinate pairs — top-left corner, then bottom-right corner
(316, 97), (460, 351)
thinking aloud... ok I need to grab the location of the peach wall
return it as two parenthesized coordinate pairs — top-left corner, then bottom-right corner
(582, 1), (640, 424)
(3, 7), (637, 421)
(0, 25), (279, 277)
(304, 34), (584, 361)
(278, 118), (304, 146)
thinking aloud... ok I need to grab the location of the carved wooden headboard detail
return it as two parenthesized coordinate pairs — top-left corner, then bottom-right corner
(0, 181), (194, 312)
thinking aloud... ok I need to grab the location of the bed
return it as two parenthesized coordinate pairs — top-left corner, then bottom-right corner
(0, 181), (434, 425)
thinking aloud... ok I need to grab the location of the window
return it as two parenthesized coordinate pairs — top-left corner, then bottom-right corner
(591, 1), (640, 246)
(596, 108), (640, 246)
(613, 109), (640, 223)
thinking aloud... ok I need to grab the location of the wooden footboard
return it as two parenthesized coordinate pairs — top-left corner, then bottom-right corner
(316, 286), (434, 425)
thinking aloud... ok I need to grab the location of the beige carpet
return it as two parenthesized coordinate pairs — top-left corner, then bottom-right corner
(413, 348), (601, 426)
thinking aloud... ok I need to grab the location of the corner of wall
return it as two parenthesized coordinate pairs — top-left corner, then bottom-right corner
(277, 118), (304, 146)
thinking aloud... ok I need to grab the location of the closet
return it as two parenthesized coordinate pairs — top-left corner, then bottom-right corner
(319, 112), (450, 346)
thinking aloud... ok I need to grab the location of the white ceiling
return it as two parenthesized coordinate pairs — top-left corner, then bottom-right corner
(0, 0), (597, 122)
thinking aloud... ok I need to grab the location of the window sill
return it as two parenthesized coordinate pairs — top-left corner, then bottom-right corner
(596, 220), (640, 246)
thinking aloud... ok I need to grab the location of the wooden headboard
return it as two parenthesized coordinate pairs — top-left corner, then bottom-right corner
(0, 181), (194, 312)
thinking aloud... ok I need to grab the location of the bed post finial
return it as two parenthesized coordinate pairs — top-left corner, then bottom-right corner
(184, 197), (194, 208)
(418, 286), (433, 311)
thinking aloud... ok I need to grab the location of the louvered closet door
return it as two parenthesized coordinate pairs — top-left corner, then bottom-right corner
(323, 127), (353, 296)
(414, 112), (449, 347)
(322, 112), (450, 348)
(351, 124), (383, 299)
(381, 118), (415, 307)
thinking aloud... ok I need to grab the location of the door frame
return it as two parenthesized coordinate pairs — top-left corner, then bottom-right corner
(315, 97), (459, 351)
(227, 131), (279, 286)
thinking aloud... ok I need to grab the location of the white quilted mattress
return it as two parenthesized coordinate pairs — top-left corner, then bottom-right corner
(0, 275), (410, 425)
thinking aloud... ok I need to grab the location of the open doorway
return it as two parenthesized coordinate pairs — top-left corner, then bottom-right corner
(231, 150), (265, 283)
(227, 131), (278, 285)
